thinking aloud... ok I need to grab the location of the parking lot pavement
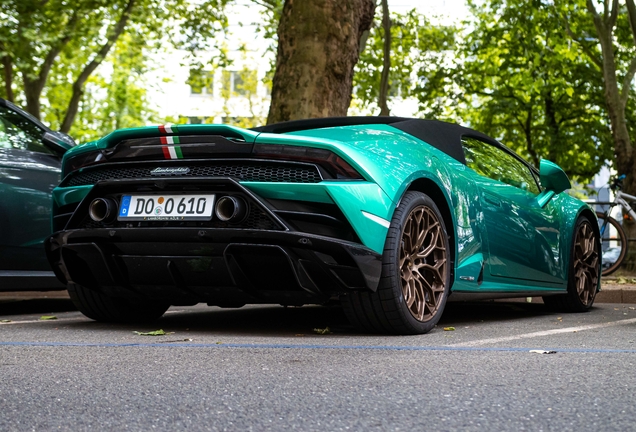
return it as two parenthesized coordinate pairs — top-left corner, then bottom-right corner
(1, 297), (635, 349)
(2, 295), (636, 431)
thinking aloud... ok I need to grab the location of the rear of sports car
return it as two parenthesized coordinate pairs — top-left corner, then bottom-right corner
(45, 123), (402, 322)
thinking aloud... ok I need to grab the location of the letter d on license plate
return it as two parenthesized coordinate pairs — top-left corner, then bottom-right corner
(118, 194), (215, 221)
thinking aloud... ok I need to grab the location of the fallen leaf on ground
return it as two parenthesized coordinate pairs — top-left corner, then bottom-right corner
(39, 316), (57, 320)
(529, 350), (557, 354)
(1, 319), (11, 323)
(133, 329), (173, 336)
(443, 327), (455, 331)
(630, 307), (635, 310)
(313, 327), (332, 335)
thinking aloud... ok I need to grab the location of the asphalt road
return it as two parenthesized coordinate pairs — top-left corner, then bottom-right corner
(1, 298), (636, 431)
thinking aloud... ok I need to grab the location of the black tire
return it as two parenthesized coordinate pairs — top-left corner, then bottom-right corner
(596, 212), (628, 276)
(542, 216), (600, 312)
(341, 191), (451, 334)
(68, 283), (170, 323)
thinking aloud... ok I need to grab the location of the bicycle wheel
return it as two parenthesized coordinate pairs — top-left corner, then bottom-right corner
(596, 211), (628, 276)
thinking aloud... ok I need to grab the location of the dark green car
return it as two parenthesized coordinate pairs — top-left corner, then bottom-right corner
(45, 117), (600, 334)
(0, 98), (75, 291)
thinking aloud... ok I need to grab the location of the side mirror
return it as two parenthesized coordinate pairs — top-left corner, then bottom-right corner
(540, 159), (571, 194)
(537, 160), (571, 207)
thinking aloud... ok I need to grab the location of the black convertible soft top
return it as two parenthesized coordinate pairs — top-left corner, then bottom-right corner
(252, 117), (503, 165)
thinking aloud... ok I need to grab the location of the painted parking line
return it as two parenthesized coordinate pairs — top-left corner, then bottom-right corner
(1, 340), (636, 354)
(451, 317), (636, 347)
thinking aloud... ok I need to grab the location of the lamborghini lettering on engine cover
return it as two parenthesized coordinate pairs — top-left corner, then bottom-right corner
(150, 167), (190, 175)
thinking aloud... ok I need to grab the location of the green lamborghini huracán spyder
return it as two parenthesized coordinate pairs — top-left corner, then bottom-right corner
(45, 117), (601, 334)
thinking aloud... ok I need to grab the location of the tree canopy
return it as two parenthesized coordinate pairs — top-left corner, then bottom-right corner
(445, 0), (613, 181)
(2, 0), (635, 191)
(0, 0), (229, 139)
(352, 8), (454, 116)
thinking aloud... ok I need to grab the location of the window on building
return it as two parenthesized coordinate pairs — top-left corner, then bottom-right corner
(221, 69), (258, 97)
(388, 82), (401, 98)
(188, 70), (214, 96)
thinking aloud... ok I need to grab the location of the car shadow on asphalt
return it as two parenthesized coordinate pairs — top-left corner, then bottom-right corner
(0, 293), (559, 337)
(47, 300), (556, 337)
(0, 298), (76, 316)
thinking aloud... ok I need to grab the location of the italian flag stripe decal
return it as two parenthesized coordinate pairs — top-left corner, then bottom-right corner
(158, 124), (179, 134)
(159, 136), (183, 159)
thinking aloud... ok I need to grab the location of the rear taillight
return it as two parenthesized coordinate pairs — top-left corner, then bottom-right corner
(63, 150), (105, 177)
(253, 145), (363, 180)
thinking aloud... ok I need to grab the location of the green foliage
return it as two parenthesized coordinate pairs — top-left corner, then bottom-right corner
(353, 8), (455, 113)
(253, 0), (283, 85)
(187, 69), (215, 95)
(38, 32), (158, 142)
(416, 0), (613, 183)
(253, 0), (284, 46)
(220, 67), (265, 128)
(0, 0), (230, 138)
(76, 34), (159, 142)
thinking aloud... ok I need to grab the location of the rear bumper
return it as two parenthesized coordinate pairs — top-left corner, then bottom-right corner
(45, 228), (382, 306)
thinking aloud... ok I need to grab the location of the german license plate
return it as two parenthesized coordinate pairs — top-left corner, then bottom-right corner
(118, 194), (215, 221)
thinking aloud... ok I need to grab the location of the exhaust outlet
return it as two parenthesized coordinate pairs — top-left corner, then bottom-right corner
(215, 196), (247, 223)
(88, 198), (117, 223)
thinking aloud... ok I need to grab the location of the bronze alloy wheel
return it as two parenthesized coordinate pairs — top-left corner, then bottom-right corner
(573, 220), (600, 307)
(400, 205), (448, 322)
(340, 191), (450, 334)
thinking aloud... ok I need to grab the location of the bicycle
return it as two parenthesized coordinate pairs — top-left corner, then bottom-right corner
(594, 174), (636, 276)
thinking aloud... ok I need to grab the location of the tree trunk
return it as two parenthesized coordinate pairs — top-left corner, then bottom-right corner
(544, 89), (561, 165)
(378, 0), (391, 116)
(23, 76), (43, 120)
(267, 0), (376, 124)
(522, 108), (539, 167)
(1, 55), (14, 102)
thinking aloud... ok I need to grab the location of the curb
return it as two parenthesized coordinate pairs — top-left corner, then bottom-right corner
(501, 283), (636, 305)
(596, 283), (636, 304)
(0, 291), (70, 301)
